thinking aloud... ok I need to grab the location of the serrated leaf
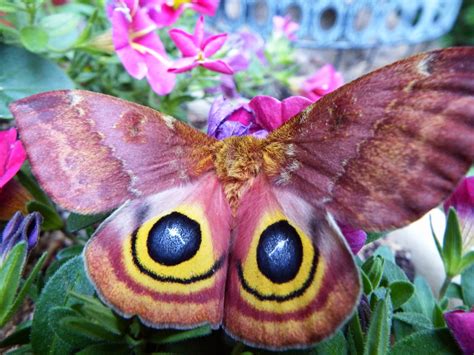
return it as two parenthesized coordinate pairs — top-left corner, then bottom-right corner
(0, 44), (74, 119)
(26, 201), (63, 231)
(461, 263), (474, 307)
(393, 312), (433, 329)
(363, 292), (392, 355)
(20, 26), (49, 52)
(66, 212), (108, 233)
(390, 329), (458, 354)
(443, 209), (463, 277)
(0, 241), (27, 326)
(389, 281), (415, 309)
(31, 256), (94, 355)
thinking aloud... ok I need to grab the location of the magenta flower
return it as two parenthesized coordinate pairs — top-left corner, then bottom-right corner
(0, 128), (26, 189)
(444, 177), (474, 252)
(339, 224), (368, 254)
(300, 64), (344, 102)
(168, 16), (234, 75)
(146, 0), (219, 28)
(444, 308), (474, 354)
(207, 95), (311, 140)
(108, 0), (176, 95)
(273, 15), (299, 41)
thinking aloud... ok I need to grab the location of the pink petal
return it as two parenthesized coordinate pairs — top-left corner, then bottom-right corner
(300, 64), (344, 101)
(168, 57), (198, 73)
(339, 224), (367, 254)
(249, 96), (284, 131)
(194, 16), (205, 47)
(189, 0), (219, 16)
(144, 54), (176, 95)
(111, 11), (131, 50)
(131, 7), (157, 34)
(136, 30), (167, 58)
(148, 4), (183, 28)
(281, 96), (312, 123)
(0, 130), (26, 189)
(169, 29), (199, 57)
(0, 128), (17, 177)
(444, 309), (474, 354)
(200, 60), (234, 74)
(116, 45), (147, 79)
(202, 33), (227, 57)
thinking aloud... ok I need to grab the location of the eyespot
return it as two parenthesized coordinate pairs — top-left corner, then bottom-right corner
(237, 213), (322, 307)
(147, 212), (201, 266)
(125, 205), (224, 287)
(257, 221), (303, 283)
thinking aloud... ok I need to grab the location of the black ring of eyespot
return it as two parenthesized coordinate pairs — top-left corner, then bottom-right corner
(237, 220), (319, 302)
(131, 211), (224, 284)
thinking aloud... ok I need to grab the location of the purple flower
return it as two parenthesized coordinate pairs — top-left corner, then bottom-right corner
(207, 95), (312, 140)
(273, 15), (299, 41)
(300, 64), (344, 102)
(108, 0), (176, 95)
(145, 0), (219, 28)
(444, 177), (474, 252)
(169, 16), (234, 74)
(0, 212), (42, 263)
(339, 224), (368, 254)
(444, 308), (474, 354)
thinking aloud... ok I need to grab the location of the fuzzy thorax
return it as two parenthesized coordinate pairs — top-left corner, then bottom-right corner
(213, 136), (295, 212)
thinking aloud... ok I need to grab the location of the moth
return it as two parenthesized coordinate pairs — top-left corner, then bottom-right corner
(10, 47), (474, 350)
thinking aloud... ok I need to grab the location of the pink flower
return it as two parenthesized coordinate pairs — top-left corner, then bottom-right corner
(168, 16), (234, 75)
(339, 224), (367, 254)
(108, 0), (176, 95)
(444, 308), (474, 354)
(146, 0), (219, 28)
(273, 15), (299, 41)
(207, 95), (311, 140)
(444, 177), (474, 252)
(0, 128), (26, 189)
(300, 64), (344, 102)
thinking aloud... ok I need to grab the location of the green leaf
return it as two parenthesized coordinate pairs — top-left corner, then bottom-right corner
(390, 329), (458, 355)
(402, 277), (435, 318)
(0, 252), (47, 326)
(20, 26), (49, 53)
(66, 212), (108, 233)
(373, 246), (395, 263)
(347, 312), (365, 355)
(459, 250), (474, 273)
(442, 209), (463, 277)
(362, 256), (385, 290)
(446, 283), (463, 300)
(392, 312), (433, 329)
(0, 241), (27, 326)
(26, 201), (63, 231)
(313, 330), (347, 354)
(16, 169), (51, 205)
(461, 263), (474, 307)
(389, 281), (414, 309)
(149, 326), (212, 344)
(0, 44), (74, 119)
(31, 256), (94, 355)
(432, 304), (446, 328)
(363, 292), (392, 355)
(360, 268), (373, 294)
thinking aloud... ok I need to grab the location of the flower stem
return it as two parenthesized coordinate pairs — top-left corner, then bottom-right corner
(438, 276), (452, 300)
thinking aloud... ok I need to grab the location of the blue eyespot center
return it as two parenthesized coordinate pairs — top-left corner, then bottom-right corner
(147, 212), (201, 266)
(257, 220), (303, 284)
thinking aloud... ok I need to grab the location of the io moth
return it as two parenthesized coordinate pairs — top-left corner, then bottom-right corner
(10, 47), (474, 350)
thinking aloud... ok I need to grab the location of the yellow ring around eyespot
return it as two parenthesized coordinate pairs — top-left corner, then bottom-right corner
(240, 209), (326, 312)
(122, 203), (216, 293)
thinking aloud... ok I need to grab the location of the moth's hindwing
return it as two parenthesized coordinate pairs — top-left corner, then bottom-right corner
(84, 175), (231, 328)
(224, 176), (360, 349)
